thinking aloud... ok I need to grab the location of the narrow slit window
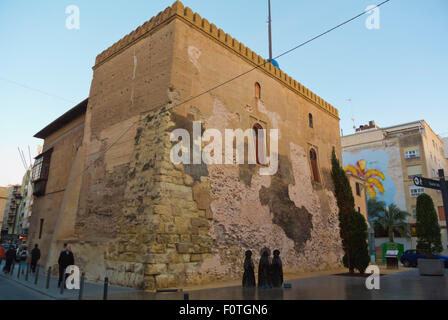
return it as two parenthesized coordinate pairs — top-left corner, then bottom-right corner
(255, 82), (261, 99)
(39, 219), (44, 239)
(253, 123), (266, 165)
(309, 113), (314, 128)
(310, 148), (320, 183)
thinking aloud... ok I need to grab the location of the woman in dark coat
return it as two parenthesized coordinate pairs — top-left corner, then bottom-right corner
(258, 248), (272, 289)
(270, 250), (283, 288)
(242, 250), (256, 288)
(3, 246), (16, 274)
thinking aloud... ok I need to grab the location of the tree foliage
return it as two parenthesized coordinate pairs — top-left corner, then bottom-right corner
(416, 194), (443, 255)
(368, 199), (410, 242)
(331, 148), (369, 273)
(343, 210), (371, 273)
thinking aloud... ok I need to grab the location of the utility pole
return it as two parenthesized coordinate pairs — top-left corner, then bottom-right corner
(268, 0), (273, 62)
(439, 169), (448, 239)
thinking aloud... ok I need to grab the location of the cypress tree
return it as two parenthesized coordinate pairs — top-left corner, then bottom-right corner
(331, 148), (356, 273)
(416, 194), (443, 256)
(349, 210), (370, 274)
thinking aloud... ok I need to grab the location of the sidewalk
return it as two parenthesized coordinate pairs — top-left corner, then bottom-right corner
(0, 261), (138, 300)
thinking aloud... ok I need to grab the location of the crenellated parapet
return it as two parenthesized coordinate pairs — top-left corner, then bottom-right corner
(94, 1), (339, 119)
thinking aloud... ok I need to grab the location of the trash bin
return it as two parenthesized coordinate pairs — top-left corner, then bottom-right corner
(386, 250), (399, 269)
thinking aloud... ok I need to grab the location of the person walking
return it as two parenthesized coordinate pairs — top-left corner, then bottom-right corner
(30, 244), (41, 273)
(57, 243), (67, 288)
(0, 244), (5, 267)
(58, 244), (74, 288)
(3, 246), (16, 274)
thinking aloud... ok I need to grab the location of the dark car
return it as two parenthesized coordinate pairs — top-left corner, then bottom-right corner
(400, 249), (448, 268)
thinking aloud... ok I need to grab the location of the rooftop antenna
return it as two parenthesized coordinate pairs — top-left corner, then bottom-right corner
(347, 98), (356, 131)
(268, 0), (273, 62)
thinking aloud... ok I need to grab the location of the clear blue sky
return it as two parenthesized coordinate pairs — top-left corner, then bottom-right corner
(1, 0), (447, 185)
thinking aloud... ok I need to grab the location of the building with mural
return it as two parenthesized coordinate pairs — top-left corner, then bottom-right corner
(28, 1), (344, 290)
(342, 120), (448, 253)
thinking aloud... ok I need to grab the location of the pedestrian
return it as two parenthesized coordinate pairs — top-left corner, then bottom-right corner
(57, 243), (67, 288)
(0, 244), (5, 266)
(270, 250), (283, 288)
(3, 246), (16, 274)
(242, 250), (256, 288)
(58, 244), (74, 288)
(30, 244), (41, 273)
(258, 247), (272, 289)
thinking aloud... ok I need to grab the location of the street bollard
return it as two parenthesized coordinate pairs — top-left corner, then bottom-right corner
(184, 293), (189, 300)
(60, 273), (67, 295)
(78, 272), (85, 300)
(103, 277), (109, 300)
(34, 265), (40, 285)
(25, 263), (29, 281)
(17, 263), (22, 279)
(46, 267), (52, 289)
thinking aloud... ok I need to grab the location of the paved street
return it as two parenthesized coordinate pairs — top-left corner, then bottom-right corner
(83, 269), (448, 300)
(1, 265), (447, 300)
(0, 260), (137, 300)
(0, 275), (51, 300)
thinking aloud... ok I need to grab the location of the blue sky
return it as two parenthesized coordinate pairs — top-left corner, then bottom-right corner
(0, 0), (447, 185)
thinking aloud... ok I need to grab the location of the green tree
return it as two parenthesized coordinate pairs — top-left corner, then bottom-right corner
(343, 210), (371, 274)
(416, 194), (443, 256)
(368, 199), (410, 242)
(331, 148), (356, 272)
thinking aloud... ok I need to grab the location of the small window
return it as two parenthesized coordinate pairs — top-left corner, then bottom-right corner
(404, 148), (420, 159)
(309, 148), (320, 183)
(255, 82), (261, 99)
(38, 219), (44, 239)
(358, 207), (361, 213)
(409, 186), (424, 198)
(253, 123), (266, 165)
(356, 182), (361, 196)
(407, 165), (422, 178)
(309, 113), (313, 128)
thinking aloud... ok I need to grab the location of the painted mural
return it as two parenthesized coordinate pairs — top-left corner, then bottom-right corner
(342, 149), (396, 205)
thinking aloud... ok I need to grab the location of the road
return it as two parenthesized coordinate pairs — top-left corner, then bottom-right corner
(0, 275), (52, 300)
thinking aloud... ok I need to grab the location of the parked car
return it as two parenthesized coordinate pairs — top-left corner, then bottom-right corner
(400, 249), (448, 268)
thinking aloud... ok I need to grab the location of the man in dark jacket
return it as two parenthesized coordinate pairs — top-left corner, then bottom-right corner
(57, 243), (67, 288)
(30, 244), (41, 273)
(3, 246), (16, 274)
(58, 244), (74, 288)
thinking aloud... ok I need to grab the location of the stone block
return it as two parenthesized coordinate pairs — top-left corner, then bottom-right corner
(176, 242), (193, 254)
(145, 263), (167, 275)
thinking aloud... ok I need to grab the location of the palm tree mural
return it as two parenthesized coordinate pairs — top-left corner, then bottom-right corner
(368, 199), (410, 242)
(344, 159), (385, 199)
